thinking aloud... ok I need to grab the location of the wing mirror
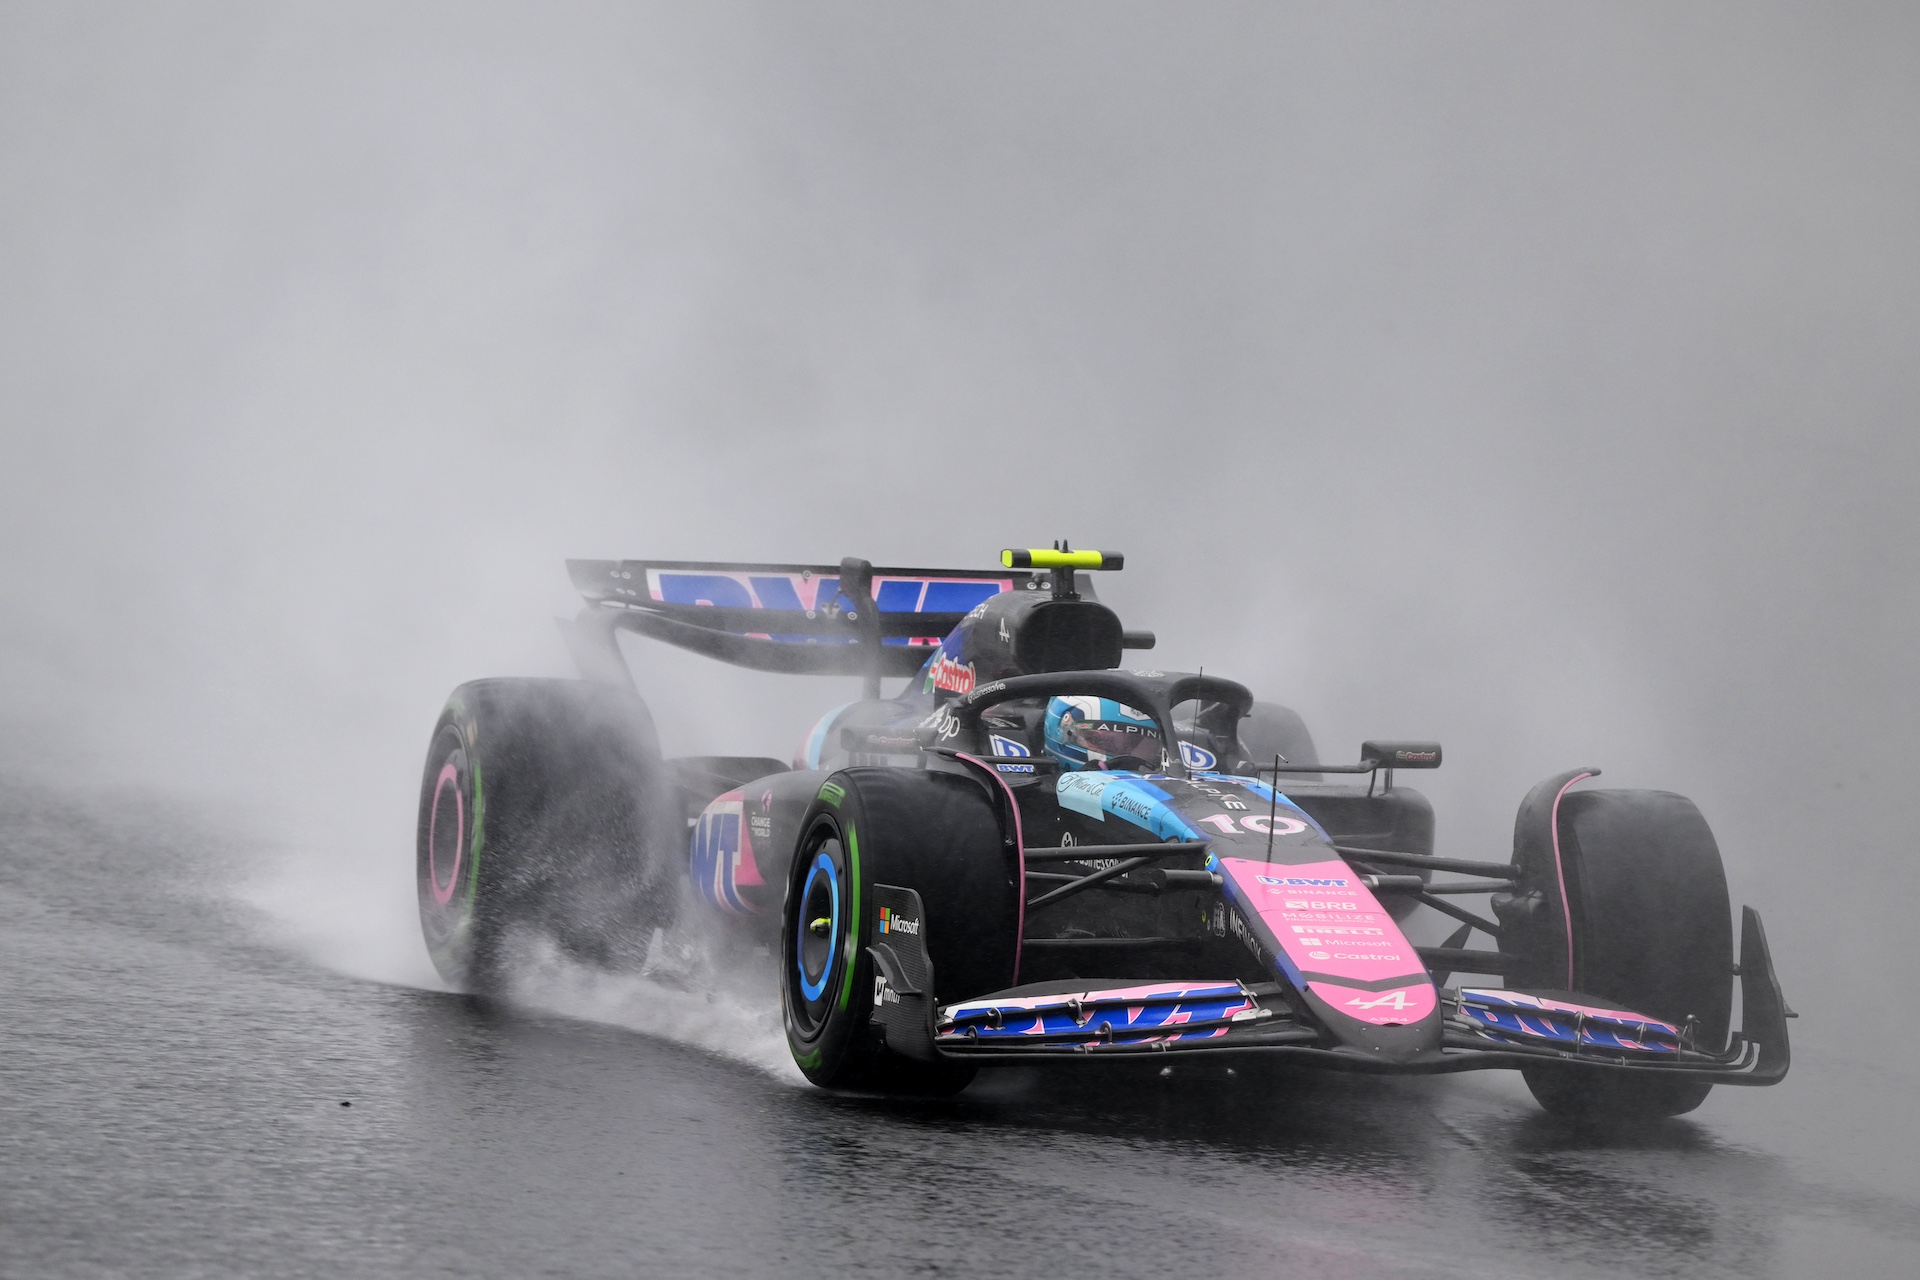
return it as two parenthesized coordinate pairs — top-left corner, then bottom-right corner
(1361, 741), (1442, 769)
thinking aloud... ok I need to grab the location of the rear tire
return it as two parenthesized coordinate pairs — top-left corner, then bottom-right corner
(1497, 780), (1731, 1120)
(416, 678), (677, 993)
(781, 768), (1017, 1095)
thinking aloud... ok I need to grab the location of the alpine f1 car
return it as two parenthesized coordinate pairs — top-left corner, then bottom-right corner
(415, 547), (1791, 1117)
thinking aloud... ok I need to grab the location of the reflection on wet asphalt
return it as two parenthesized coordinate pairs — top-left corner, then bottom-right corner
(2, 779), (1915, 1278)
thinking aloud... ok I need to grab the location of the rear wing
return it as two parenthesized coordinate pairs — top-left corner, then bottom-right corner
(565, 557), (1081, 690)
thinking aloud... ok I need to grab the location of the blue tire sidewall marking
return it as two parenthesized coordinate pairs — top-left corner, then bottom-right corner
(796, 850), (841, 1003)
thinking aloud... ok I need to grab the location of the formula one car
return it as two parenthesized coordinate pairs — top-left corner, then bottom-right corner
(415, 547), (1791, 1117)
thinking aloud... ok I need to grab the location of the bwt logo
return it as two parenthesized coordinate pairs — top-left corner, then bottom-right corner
(879, 907), (921, 936)
(1257, 876), (1349, 888)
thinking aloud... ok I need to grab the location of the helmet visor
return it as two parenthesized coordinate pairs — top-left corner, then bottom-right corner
(1074, 722), (1165, 768)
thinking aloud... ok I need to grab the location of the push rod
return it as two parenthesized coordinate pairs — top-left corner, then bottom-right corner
(1333, 845), (1520, 879)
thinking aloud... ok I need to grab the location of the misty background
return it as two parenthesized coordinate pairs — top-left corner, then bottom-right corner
(2, 0), (1915, 1168)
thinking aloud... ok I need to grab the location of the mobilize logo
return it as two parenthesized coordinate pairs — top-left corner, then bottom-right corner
(1258, 876), (1349, 888)
(878, 906), (921, 936)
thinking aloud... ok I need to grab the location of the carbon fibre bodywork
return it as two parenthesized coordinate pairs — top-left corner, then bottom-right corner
(556, 554), (1790, 1094)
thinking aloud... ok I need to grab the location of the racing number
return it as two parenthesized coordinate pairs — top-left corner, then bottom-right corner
(1197, 813), (1307, 837)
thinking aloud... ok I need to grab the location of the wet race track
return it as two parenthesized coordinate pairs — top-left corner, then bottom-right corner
(3, 775), (1917, 1280)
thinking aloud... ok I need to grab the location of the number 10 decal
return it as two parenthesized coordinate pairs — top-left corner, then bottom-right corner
(1198, 813), (1307, 836)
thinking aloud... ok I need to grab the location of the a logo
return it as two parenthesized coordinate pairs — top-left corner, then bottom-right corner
(988, 734), (1031, 758)
(873, 975), (899, 1008)
(995, 763), (1036, 773)
(1285, 899), (1358, 911)
(817, 781), (846, 807)
(1178, 741), (1217, 771)
(878, 906), (921, 936)
(1347, 990), (1414, 1012)
(1309, 950), (1331, 960)
(1259, 876), (1350, 888)
(928, 653), (976, 694)
(998, 616), (1012, 644)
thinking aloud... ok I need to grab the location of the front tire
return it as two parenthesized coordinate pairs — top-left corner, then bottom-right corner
(416, 678), (676, 992)
(1498, 779), (1732, 1120)
(781, 768), (1017, 1095)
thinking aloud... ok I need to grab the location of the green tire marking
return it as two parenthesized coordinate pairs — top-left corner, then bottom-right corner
(818, 780), (845, 807)
(465, 757), (486, 918)
(838, 823), (860, 1011)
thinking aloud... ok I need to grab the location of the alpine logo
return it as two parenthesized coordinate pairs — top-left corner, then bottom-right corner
(928, 653), (976, 694)
(879, 906), (921, 936)
(1347, 989), (1414, 1011)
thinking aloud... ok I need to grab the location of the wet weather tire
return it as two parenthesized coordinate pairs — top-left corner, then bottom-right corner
(1498, 781), (1732, 1120)
(781, 767), (1017, 1095)
(416, 678), (677, 993)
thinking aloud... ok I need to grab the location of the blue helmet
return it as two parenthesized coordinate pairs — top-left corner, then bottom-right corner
(1043, 696), (1167, 771)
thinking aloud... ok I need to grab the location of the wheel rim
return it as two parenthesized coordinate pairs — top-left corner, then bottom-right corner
(427, 761), (465, 905)
(791, 837), (844, 1036)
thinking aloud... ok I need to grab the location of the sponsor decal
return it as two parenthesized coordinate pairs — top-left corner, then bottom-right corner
(878, 906), (921, 936)
(998, 616), (1012, 644)
(995, 763), (1036, 774)
(1056, 770), (1113, 819)
(988, 734), (1031, 758)
(928, 653), (976, 694)
(1348, 989), (1415, 1012)
(1290, 924), (1385, 936)
(1284, 899), (1358, 911)
(749, 812), (772, 840)
(873, 975), (899, 1009)
(1227, 908), (1263, 958)
(919, 707), (963, 741)
(1260, 875), (1350, 888)
(1178, 741), (1217, 771)
(817, 781), (846, 807)
(1309, 950), (1331, 959)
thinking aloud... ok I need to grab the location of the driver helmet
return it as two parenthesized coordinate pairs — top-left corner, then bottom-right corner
(1043, 696), (1167, 771)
